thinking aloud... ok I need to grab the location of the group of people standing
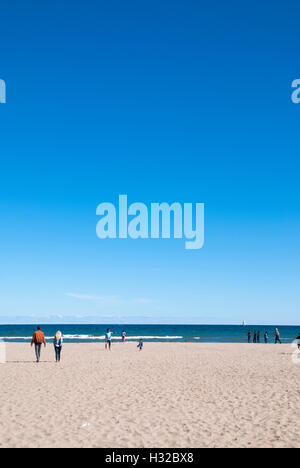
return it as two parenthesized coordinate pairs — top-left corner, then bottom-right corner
(247, 328), (282, 344)
(104, 329), (143, 351)
(31, 327), (144, 363)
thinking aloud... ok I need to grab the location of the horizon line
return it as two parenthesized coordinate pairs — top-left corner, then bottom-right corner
(0, 322), (299, 327)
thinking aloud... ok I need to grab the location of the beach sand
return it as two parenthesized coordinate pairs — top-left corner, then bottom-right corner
(0, 342), (299, 448)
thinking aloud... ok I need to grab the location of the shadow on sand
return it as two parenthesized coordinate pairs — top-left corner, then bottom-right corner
(5, 361), (54, 364)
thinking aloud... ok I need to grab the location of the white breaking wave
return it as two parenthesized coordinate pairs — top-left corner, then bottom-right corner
(1, 335), (184, 341)
(56, 335), (184, 340)
(1, 337), (33, 340)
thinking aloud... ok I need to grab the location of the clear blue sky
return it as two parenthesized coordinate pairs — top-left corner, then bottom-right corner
(0, 0), (299, 324)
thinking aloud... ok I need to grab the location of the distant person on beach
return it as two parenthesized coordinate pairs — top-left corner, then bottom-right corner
(253, 331), (257, 343)
(121, 330), (126, 343)
(296, 334), (300, 350)
(257, 331), (261, 343)
(31, 326), (46, 363)
(264, 332), (269, 344)
(105, 328), (116, 350)
(53, 331), (63, 362)
(248, 330), (251, 343)
(275, 328), (281, 344)
(137, 339), (143, 351)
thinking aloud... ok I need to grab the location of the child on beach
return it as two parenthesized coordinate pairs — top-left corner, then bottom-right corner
(121, 330), (126, 343)
(137, 339), (143, 351)
(264, 332), (269, 343)
(296, 334), (300, 350)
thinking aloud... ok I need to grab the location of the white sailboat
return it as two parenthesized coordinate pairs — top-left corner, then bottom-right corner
(242, 320), (247, 327)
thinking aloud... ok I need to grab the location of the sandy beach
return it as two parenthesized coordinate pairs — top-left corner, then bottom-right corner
(0, 342), (299, 448)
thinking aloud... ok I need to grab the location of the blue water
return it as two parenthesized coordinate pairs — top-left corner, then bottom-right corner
(0, 324), (299, 343)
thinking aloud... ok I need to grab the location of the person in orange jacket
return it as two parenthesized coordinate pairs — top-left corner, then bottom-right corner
(31, 326), (46, 363)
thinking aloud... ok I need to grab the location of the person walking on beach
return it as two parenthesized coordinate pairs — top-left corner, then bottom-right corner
(253, 331), (257, 344)
(264, 332), (269, 343)
(121, 330), (126, 343)
(31, 326), (46, 363)
(137, 339), (143, 351)
(275, 328), (281, 344)
(105, 328), (115, 351)
(248, 330), (252, 343)
(53, 331), (63, 362)
(257, 331), (261, 344)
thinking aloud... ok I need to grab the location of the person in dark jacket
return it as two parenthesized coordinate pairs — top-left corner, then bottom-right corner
(137, 339), (143, 351)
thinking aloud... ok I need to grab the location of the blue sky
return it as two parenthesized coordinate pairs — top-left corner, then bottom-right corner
(0, 0), (299, 324)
